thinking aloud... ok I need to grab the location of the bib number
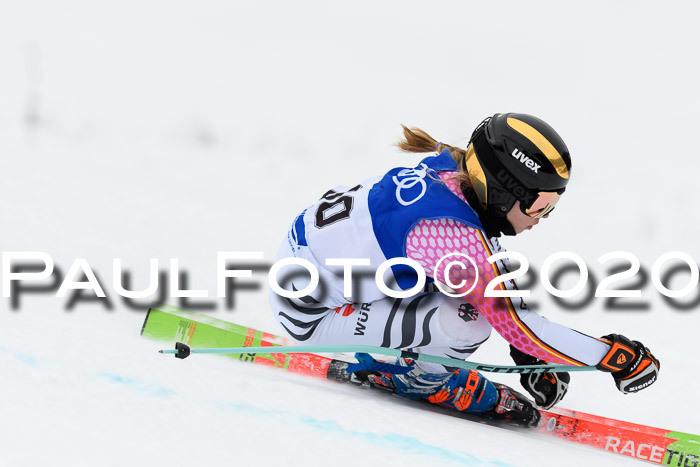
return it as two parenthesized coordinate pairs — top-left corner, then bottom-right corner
(314, 184), (362, 228)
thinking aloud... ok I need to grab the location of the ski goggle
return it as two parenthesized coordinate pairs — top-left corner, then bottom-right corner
(521, 191), (561, 218)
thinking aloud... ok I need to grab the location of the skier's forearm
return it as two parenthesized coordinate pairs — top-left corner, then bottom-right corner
(406, 218), (608, 366)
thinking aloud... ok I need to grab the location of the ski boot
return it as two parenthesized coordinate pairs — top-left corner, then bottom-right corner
(391, 358), (499, 414)
(327, 352), (396, 391)
(482, 383), (541, 428)
(393, 358), (540, 426)
(342, 354), (541, 428)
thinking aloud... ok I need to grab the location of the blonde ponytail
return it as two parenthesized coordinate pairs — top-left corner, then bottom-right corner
(395, 125), (472, 190)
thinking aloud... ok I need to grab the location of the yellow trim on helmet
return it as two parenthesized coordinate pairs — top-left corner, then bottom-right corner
(506, 117), (569, 179)
(465, 142), (488, 208)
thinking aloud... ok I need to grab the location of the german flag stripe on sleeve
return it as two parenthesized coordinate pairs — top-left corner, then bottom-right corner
(475, 230), (586, 366)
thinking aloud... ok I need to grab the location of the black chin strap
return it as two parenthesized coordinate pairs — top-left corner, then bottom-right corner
(461, 183), (516, 237)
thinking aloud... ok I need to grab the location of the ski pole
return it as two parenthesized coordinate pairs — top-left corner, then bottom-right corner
(160, 342), (597, 374)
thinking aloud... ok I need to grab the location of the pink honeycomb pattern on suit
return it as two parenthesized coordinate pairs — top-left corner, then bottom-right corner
(405, 171), (579, 365)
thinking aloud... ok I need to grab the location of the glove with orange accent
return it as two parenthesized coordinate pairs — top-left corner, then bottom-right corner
(596, 334), (660, 394)
(510, 345), (570, 410)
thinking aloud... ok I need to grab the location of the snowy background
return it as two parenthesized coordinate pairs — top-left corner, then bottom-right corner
(2, 1), (699, 466)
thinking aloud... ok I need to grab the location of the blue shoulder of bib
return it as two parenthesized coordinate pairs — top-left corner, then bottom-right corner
(367, 150), (484, 289)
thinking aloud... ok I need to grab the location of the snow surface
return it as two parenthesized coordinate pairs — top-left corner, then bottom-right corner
(2, 1), (700, 466)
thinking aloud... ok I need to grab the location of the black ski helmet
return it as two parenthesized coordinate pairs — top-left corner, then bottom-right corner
(462, 113), (572, 236)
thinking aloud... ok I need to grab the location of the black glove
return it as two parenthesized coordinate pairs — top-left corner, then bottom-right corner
(595, 334), (660, 394)
(510, 345), (570, 410)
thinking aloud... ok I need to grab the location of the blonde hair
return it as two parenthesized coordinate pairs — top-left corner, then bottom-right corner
(395, 125), (472, 189)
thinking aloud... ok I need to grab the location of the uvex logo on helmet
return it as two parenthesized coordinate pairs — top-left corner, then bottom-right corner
(511, 148), (541, 173)
(495, 169), (535, 205)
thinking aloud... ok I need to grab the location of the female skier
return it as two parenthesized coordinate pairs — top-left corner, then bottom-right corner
(269, 113), (660, 426)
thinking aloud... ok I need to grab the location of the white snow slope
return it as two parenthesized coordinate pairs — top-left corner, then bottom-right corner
(2, 2), (700, 466)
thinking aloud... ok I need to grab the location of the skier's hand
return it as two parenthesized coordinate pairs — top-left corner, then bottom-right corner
(595, 334), (660, 394)
(510, 345), (570, 410)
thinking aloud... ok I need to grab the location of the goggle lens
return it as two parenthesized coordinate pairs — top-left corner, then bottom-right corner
(523, 191), (561, 218)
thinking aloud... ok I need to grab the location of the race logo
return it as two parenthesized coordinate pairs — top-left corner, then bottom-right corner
(604, 436), (669, 463)
(458, 303), (479, 322)
(392, 163), (429, 206)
